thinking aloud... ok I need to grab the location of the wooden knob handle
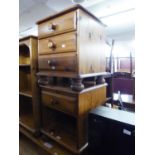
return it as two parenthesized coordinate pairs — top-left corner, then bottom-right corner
(47, 60), (51, 65)
(47, 60), (56, 70)
(48, 41), (56, 49)
(51, 66), (56, 70)
(48, 23), (56, 30)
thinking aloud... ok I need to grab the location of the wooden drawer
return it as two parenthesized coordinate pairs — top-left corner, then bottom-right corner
(38, 52), (77, 72)
(41, 90), (76, 116)
(38, 11), (77, 38)
(39, 32), (76, 55)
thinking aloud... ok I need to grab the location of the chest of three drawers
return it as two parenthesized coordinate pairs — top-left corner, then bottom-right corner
(37, 6), (107, 91)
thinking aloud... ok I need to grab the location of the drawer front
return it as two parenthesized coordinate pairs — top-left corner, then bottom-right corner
(39, 32), (76, 55)
(41, 91), (76, 115)
(38, 11), (77, 38)
(38, 52), (77, 72)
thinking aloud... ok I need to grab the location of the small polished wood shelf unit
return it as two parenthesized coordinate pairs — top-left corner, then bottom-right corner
(19, 36), (39, 134)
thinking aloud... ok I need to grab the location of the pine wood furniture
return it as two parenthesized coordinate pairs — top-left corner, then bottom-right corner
(37, 4), (108, 91)
(19, 4), (108, 155)
(39, 84), (107, 154)
(36, 5), (108, 155)
(19, 36), (40, 134)
(20, 82), (107, 155)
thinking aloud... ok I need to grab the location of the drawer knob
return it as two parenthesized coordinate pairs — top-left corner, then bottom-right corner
(51, 66), (56, 70)
(48, 23), (56, 31)
(48, 41), (56, 49)
(48, 60), (57, 70)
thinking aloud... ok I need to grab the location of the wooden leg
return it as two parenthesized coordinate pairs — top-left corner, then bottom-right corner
(71, 78), (84, 91)
(96, 76), (105, 84)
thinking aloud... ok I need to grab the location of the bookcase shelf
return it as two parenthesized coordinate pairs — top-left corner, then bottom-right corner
(19, 36), (39, 134)
(20, 113), (35, 133)
(19, 90), (32, 98)
(19, 64), (30, 67)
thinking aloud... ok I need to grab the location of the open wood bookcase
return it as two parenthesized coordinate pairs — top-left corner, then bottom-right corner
(19, 36), (39, 134)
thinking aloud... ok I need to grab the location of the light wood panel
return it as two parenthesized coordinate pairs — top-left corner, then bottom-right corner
(77, 9), (106, 75)
(29, 37), (40, 130)
(77, 85), (107, 148)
